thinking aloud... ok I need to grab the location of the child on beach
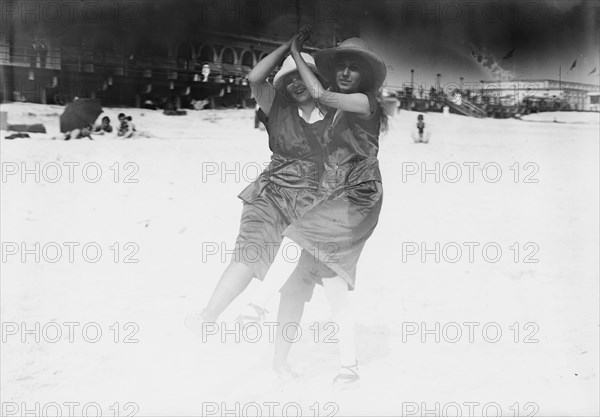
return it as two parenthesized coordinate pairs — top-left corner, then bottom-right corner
(93, 116), (113, 134)
(412, 114), (430, 143)
(117, 114), (135, 138)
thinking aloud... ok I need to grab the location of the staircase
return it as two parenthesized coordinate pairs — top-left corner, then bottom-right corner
(444, 97), (487, 118)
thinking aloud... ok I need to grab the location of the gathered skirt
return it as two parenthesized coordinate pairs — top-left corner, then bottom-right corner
(283, 180), (383, 290)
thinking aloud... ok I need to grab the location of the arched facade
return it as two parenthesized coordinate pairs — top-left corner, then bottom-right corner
(240, 50), (254, 67)
(220, 47), (236, 65)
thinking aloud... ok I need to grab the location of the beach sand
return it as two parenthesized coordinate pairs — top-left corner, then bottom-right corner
(1, 103), (598, 416)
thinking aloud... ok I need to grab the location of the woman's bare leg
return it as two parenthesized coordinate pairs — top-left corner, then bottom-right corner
(240, 239), (302, 320)
(273, 291), (306, 370)
(203, 262), (255, 321)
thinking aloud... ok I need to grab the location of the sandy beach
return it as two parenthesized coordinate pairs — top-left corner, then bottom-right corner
(1, 103), (598, 416)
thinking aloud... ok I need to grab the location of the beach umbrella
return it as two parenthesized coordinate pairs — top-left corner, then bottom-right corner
(59, 98), (103, 133)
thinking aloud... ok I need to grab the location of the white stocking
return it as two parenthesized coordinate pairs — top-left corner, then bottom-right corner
(323, 276), (356, 367)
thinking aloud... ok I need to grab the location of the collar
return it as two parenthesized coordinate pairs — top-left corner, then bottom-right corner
(297, 105), (325, 124)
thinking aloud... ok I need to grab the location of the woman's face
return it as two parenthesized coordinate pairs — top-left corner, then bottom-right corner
(334, 57), (364, 93)
(284, 71), (311, 104)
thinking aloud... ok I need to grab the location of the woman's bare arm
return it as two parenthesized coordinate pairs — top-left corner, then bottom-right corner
(248, 38), (292, 116)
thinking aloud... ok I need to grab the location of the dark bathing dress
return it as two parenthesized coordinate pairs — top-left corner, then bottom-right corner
(282, 92), (384, 300)
(234, 91), (332, 280)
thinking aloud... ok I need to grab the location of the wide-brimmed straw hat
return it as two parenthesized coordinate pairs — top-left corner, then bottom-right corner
(273, 53), (321, 88)
(314, 38), (386, 91)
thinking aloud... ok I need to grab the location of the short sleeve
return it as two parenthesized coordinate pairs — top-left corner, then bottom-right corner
(256, 107), (268, 125)
(366, 92), (378, 116)
(352, 92), (379, 121)
(257, 90), (286, 129)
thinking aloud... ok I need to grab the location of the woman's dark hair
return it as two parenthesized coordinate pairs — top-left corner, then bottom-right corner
(102, 116), (110, 123)
(331, 53), (388, 133)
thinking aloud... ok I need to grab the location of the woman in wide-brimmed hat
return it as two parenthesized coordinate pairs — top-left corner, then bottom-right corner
(185, 31), (333, 378)
(272, 35), (388, 386)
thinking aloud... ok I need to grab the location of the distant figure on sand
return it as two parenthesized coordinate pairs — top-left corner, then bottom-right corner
(412, 114), (430, 143)
(117, 114), (135, 138)
(163, 101), (187, 116)
(417, 114), (425, 139)
(64, 124), (92, 140)
(93, 116), (113, 134)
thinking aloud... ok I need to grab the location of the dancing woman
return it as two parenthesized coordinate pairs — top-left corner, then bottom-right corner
(186, 31), (332, 331)
(272, 36), (387, 384)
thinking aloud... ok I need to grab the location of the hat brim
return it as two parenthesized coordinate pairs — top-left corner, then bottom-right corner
(314, 47), (387, 91)
(273, 62), (321, 89)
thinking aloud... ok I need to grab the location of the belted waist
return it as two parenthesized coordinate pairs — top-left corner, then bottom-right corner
(262, 157), (323, 189)
(238, 158), (324, 204)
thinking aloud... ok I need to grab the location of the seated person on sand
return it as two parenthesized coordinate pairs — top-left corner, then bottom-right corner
(93, 116), (113, 134)
(192, 99), (209, 110)
(163, 101), (187, 116)
(117, 115), (136, 138)
(142, 99), (158, 110)
(64, 124), (93, 140)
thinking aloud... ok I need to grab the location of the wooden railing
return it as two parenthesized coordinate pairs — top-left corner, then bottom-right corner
(0, 46), (61, 69)
(0, 42), (251, 79)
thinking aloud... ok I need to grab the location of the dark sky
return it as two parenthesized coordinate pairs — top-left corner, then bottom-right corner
(357, 0), (600, 88)
(5, 0), (599, 89)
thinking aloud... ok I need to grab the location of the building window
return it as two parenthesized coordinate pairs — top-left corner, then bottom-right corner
(222, 48), (234, 65)
(241, 51), (254, 67)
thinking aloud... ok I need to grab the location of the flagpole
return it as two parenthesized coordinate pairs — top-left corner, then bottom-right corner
(559, 66), (562, 96)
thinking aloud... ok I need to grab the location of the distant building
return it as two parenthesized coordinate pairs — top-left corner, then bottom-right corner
(587, 92), (600, 112)
(0, 0), (359, 107)
(478, 80), (600, 111)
